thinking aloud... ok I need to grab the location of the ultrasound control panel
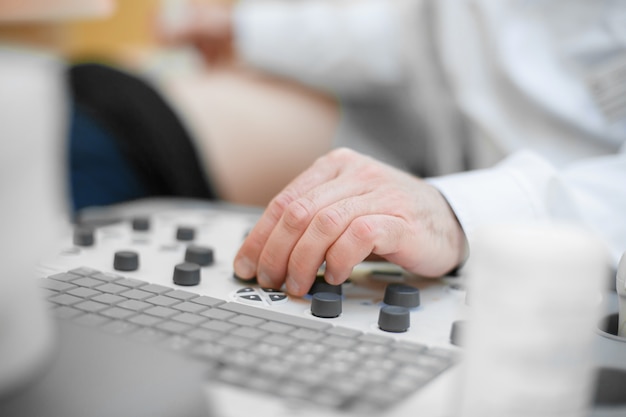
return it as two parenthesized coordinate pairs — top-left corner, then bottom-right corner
(37, 199), (626, 416)
(40, 200), (468, 349)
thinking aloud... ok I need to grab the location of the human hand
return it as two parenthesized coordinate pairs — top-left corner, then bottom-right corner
(156, 1), (235, 66)
(233, 148), (468, 296)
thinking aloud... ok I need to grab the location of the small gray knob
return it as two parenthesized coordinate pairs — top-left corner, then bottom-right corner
(173, 262), (201, 286)
(383, 283), (420, 308)
(311, 292), (342, 318)
(132, 217), (150, 231)
(185, 245), (214, 266)
(378, 305), (410, 333)
(176, 226), (195, 241)
(73, 226), (95, 247)
(114, 250), (139, 271)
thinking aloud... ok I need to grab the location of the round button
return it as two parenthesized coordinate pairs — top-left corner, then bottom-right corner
(308, 278), (342, 296)
(176, 226), (195, 241)
(173, 262), (201, 286)
(185, 245), (214, 266)
(311, 292), (342, 318)
(378, 305), (410, 332)
(132, 217), (150, 231)
(383, 283), (420, 308)
(114, 250), (139, 271)
(73, 226), (95, 247)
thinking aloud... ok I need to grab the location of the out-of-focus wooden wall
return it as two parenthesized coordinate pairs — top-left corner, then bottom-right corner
(63, 0), (160, 64)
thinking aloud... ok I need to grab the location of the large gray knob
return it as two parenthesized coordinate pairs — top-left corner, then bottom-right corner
(173, 262), (201, 286)
(311, 292), (342, 318)
(383, 283), (420, 308)
(378, 305), (410, 333)
(114, 250), (139, 271)
(308, 277), (342, 296)
(185, 245), (214, 266)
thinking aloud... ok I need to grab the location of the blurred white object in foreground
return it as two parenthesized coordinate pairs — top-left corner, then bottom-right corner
(617, 253), (626, 338)
(457, 224), (609, 417)
(0, 48), (67, 396)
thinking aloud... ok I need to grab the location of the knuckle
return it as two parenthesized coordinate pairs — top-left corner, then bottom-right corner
(313, 207), (344, 236)
(269, 192), (294, 216)
(359, 162), (385, 182)
(326, 147), (357, 163)
(349, 217), (377, 243)
(282, 198), (315, 233)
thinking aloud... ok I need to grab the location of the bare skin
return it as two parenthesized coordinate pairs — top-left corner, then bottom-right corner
(158, 2), (467, 293)
(156, 1), (235, 66)
(233, 148), (467, 296)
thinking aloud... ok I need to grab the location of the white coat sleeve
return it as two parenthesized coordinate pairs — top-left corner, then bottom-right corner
(429, 149), (626, 264)
(233, 0), (416, 97)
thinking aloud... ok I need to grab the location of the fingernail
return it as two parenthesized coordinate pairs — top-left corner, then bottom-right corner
(258, 270), (274, 289)
(324, 271), (336, 285)
(234, 256), (255, 279)
(286, 275), (300, 295)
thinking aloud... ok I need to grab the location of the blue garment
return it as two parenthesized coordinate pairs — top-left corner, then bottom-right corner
(68, 104), (148, 214)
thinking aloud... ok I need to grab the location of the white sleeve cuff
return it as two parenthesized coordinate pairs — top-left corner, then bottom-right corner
(428, 151), (560, 240)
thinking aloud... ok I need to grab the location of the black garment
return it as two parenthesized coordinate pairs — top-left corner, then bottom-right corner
(67, 63), (217, 213)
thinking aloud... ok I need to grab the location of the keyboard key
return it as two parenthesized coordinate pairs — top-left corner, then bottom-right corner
(67, 287), (101, 299)
(49, 293), (82, 306)
(166, 289), (199, 301)
(73, 277), (105, 288)
(118, 299), (152, 312)
(141, 283), (171, 294)
(91, 271), (123, 282)
(101, 306), (136, 320)
(92, 293), (126, 305)
(171, 301), (207, 314)
(69, 267), (100, 276)
(145, 306), (179, 318)
(129, 314), (163, 327)
(146, 294), (180, 307)
(120, 289), (153, 300)
(191, 295), (224, 307)
(95, 283), (128, 294)
(40, 278), (76, 292)
(74, 300), (108, 313)
(115, 277), (146, 288)
(172, 312), (207, 326)
(49, 272), (81, 283)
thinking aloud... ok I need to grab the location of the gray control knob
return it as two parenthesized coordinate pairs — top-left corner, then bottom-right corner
(378, 305), (410, 332)
(176, 226), (195, 241)
(311, 292), (342, 318)
(308, 277), (342, 296)
(73, 226), (95, 247)
(383, 283), (420, 308)
(185, 245), (214, 266)
(132, 217), (150, 231)
(173, 262), (201, 286)
(114, 250), (139, 271)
